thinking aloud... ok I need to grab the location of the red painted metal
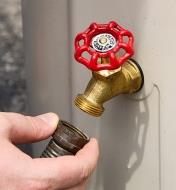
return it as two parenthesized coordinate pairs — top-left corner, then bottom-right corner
(74, 21), (134, 71)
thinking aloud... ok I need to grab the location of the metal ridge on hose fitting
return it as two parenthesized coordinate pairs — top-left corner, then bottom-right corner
(41, 120), (89, 158)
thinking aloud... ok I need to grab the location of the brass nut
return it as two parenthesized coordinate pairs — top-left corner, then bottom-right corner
(41, 120), (89, 157)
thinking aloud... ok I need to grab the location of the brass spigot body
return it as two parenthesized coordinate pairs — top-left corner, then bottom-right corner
(74, 59), (144, 117)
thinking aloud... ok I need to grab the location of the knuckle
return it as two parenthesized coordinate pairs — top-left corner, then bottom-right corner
(0, 113), (11, 126)
(80, 163), (91, 181)
(0, 113), (12, 132)
(25, 116), (39, 139)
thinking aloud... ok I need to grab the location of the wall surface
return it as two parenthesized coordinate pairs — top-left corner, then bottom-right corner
(22, 0), (71, 155)
(22, 0), (176, 189)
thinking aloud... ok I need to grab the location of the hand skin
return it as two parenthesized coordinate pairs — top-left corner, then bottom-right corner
(0, 112), (99, 190)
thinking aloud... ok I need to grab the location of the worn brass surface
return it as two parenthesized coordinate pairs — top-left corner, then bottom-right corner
(41, 120), (89, 158)
(74, 59), (144, 117)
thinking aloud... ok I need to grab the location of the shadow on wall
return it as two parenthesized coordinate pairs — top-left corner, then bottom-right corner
(95, 91), (149, 190)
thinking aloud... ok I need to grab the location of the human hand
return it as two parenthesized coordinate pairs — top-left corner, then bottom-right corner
(0, 112), (99, 190)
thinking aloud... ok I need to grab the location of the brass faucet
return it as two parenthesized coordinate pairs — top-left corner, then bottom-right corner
(74, 59), (143, 116)
(74, 21), (144, 117)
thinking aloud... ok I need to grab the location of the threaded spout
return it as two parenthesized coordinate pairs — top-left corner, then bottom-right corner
(75, 95), (104, 117)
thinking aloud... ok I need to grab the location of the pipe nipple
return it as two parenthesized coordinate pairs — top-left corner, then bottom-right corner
(74, 95), (104, 117)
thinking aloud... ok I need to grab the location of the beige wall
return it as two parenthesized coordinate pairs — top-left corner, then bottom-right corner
(22, 0), (71, 155)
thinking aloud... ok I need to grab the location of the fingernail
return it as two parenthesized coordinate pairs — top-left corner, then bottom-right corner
(38, 113), (59, 128)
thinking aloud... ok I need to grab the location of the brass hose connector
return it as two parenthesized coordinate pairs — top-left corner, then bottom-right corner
(74, 59), (144, 117)
(41, 120), (89, 158)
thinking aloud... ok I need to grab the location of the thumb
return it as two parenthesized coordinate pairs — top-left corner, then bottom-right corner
(0, 112), (59, 144)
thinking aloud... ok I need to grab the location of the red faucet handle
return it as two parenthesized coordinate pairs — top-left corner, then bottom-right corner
(74, 21), (134, 71)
